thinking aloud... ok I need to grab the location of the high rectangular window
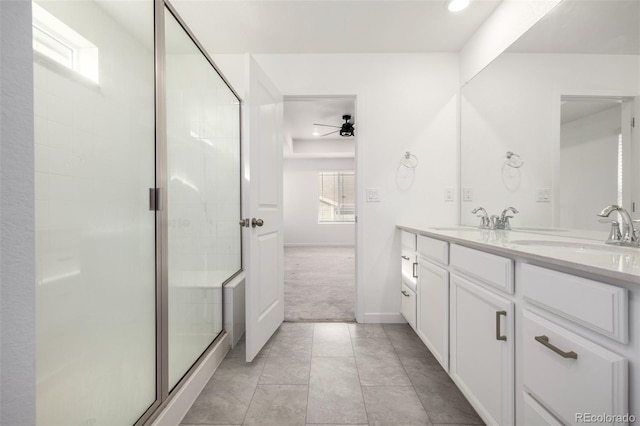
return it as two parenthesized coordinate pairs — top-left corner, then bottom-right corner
(32, 2), (99, 83)
(318, 171), (355, 223)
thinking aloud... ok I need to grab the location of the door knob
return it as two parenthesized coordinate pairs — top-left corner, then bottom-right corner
(239, 219), (249, 227)
(251, 218), (264, 228)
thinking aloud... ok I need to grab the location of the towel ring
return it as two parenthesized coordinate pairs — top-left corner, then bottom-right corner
(505, 151), (524, 168)
(401, 151), (418, 168)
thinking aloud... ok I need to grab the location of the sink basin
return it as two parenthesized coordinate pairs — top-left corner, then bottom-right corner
(510, 239), (639, 254)
(430, 226), (478, 231)
(512, 227), (567, 232)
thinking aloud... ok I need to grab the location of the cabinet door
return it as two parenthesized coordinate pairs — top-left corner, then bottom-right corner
(450, 273), (514, 426)
(416, 259), (449, 370)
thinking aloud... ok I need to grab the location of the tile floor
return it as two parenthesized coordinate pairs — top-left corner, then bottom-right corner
(181, 322), (484, 426)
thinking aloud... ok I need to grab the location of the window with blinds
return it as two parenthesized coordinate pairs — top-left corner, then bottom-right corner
(318, 171), (355, 223)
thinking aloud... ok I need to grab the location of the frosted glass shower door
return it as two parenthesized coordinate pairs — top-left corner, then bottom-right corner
(164, 8), (241, 390)
(33, 0), (157, 424)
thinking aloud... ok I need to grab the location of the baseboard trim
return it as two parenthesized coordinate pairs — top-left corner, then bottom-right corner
(284, 243), (355, 247)
(363, 313), (407, 324)
(151, 332), (230, 426)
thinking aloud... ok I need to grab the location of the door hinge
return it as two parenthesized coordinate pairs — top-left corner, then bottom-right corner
(632, 117), (635, 128)
(633, 201), (636, 213)
(149, 188), (160, 211)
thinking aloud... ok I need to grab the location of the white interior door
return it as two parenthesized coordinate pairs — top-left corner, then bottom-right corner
(244, 55), (284, 362)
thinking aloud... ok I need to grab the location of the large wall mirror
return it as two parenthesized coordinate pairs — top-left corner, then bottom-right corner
(460, 0), (640, 237)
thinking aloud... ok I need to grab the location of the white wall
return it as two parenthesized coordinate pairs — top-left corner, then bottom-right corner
(460, 53), (639, 229)
(215, 53), (460, 322)
(459, 0), (562, 84)
(559, 105), (620, 231)
(0, 0), (36, 424)
(284, 158), (355, 246)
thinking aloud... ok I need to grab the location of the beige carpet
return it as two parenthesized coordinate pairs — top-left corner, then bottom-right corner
(284, 246), (355, 322)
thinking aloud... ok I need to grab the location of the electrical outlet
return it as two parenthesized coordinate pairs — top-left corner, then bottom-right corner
(536, 187), (551, 202)
(444, 187), (454, 202)
(463, 187), (473, 202)
(366, 188), (381, 202)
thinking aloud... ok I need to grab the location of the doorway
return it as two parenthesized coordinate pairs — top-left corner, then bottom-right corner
(558, 95), (636, 229)
(282, 96), (357, 322)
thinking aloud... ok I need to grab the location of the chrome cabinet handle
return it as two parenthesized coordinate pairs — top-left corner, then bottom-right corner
(535, 335), (578, 359)
(401, 290), (410, 297)
(412, 262), (418, 278)
(401, 255), (410, 260)
(495, 310), (507, 341)
(251, 218), (264, 228)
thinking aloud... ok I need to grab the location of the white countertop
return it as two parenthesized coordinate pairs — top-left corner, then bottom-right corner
(398, 225), (640, 286)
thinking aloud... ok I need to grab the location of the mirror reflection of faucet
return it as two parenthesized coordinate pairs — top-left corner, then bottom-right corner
(472, 206), (518, 230)
(597, 205), (639, 247)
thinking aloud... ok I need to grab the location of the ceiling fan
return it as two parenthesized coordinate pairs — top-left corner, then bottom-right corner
(313, 114), (355, 137)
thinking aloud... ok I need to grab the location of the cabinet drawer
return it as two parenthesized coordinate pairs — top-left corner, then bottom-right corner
(523, 392), (562, 426)
(417, 235), (449, 265)
(520, 264), (628, 342)
(401, 249), (417, 286)
(522, 310), (628, 425)
(401, 283), (417, 330)
(401, 230), (417, 251)
(450, 244), (514, 294)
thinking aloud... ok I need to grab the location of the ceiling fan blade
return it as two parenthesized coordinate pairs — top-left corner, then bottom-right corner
(321, 130), (340, 137)
(313, 123), (341, 128)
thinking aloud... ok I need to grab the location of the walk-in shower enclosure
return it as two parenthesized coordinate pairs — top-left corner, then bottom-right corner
(33, 1), (241, 423)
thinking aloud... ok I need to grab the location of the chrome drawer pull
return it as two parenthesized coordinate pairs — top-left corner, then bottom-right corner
(401, 255), (410, 260)
(401, 290), (410, 297)
(495, 310), (507, 341)
(535, 335), (578, 359)
(412, 262), (418, 278)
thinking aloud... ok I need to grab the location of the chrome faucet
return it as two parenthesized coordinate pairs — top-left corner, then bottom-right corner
(597, 205), (639, 246)
(499, 207), (519, 230)
(471, 207), (490, 229)
(472, 206), (519, 230)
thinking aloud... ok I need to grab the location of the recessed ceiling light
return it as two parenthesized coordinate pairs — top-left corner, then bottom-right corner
(312, 130), (320, 137)
(448, 0), (470, 12)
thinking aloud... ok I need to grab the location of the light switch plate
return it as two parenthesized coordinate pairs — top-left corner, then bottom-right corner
(536, 187), (551, 202)
(444, 187), (454, 202)
(366, 188), (381, 202)
(463, 187), (473, 202)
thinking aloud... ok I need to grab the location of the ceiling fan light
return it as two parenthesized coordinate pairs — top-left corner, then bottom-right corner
(340, 125), (354, 137)
(448, 0), (469, 12)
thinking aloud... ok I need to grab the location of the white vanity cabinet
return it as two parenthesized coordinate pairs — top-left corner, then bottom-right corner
(396, 226), (637, 426)
(416, 235), (450, 370)
(450, 249), (515, 426)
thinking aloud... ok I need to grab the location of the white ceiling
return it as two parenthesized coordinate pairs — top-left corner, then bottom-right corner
(166, 0), (502, 160)
(561, 98), (622, 125)
(283, 97), (356, 159)
(508, 0), (640, 55)
(170, 0), (502, 54)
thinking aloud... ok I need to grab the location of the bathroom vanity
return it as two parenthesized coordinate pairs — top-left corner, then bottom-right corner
(397, 225), (639, 426)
